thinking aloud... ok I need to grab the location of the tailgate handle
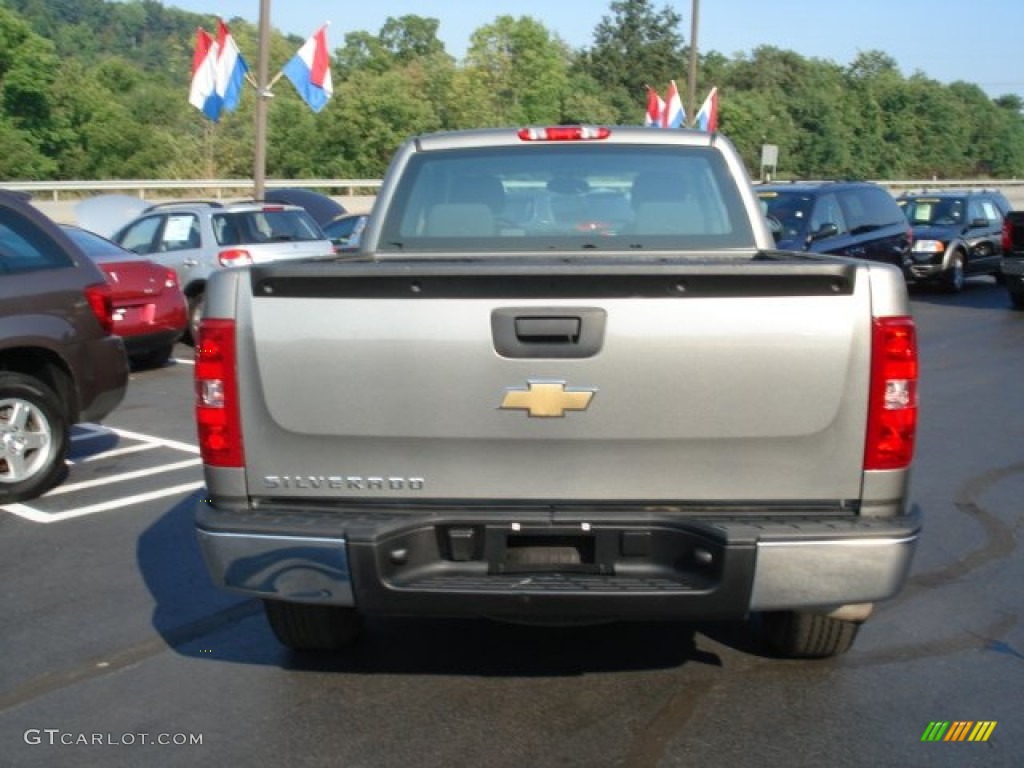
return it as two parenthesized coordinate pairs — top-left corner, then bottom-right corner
(492, 307), (605, 359)
(515, 316), (581, 344)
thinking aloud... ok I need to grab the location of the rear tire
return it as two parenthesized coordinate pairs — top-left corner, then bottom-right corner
(0, 372), (69, 503)
(758, 610), (861, 658)
(186, 293), (204, 346)
(1009, 291), (1024, 310)
(263, 600), (363, 651)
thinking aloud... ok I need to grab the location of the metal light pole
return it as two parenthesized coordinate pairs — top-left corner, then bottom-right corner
(686, 0), (699, 128)
(254, 0), (271, 198)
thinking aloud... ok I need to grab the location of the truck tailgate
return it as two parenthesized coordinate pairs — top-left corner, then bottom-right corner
(234, 260), (870, 504)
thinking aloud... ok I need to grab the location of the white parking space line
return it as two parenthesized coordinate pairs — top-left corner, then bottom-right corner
(71, 441), (160, 463)
(42, 459), (201, 497)
(173, 357), (195, 366)
(3, 426), (204, 524)
(4, 482), (205, 524)
(107, 427), (200, 454)
(70, 423), (114, 440)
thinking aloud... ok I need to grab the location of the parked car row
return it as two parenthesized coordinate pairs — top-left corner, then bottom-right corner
(756, 181), (1017, 300)
(0, 186), (360, 504)
(105, 199), (336, 342)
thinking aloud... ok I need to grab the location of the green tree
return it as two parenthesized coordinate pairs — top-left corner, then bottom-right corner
(578, 0), (686, 122)
(840, 52), (905, 178)
(1, 16), (58, 131)
(320, 66), (443, 177)
(462, 16), (570, 125)
(380, 15), (447, 63)
(0, 116), (54, 178)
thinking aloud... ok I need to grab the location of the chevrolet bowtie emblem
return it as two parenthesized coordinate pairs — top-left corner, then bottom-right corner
(500, 380), (596, 418)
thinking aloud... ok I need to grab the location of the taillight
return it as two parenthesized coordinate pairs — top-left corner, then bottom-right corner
(864, 316), (918, 470)
(517, 126), (612, 142)
(163, 268), (179, 289)
(84, 282), (115, 335)
(195, 318), (244, 467)
(218, 248), (252, 268)
(1002, 218), (1012, 252)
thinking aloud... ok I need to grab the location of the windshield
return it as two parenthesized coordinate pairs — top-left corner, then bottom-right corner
(377, 144), (756, 253)
(61, 225), (131, 262)
(900, 197), (965, 226)
(213, 210), (325, 245)
(757, 190), (815, 241)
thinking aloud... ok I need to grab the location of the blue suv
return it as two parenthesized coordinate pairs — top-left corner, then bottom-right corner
(757, 180), (912, 273)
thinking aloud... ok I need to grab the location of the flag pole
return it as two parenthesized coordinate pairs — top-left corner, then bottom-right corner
(686, 0), (700, 128)
(254, 0), (271, 199)
(267, 70), (285, 90)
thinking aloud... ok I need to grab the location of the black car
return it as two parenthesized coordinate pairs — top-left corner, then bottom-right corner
(0, 190), (129, 502)
(263, 188), (346, 228)
(897, 190), (1008, 291)
(756, 180), (912, 272)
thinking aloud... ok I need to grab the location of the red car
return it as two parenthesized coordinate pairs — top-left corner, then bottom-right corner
(62, 225), (187, 369)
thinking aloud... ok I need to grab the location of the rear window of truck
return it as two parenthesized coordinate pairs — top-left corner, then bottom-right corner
(377, 145), (756, 253)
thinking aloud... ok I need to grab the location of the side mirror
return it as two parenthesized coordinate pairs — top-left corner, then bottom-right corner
(810, 222), (839, 241)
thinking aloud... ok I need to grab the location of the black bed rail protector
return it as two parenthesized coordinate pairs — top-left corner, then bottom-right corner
(250, 258), (858, 300)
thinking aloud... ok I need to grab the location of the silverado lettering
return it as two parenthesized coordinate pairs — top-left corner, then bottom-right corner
(262, 475), (426, 491)
(194, 125), (921, 660)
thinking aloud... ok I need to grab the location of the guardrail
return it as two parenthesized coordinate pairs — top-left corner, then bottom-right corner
(0, 179), (383, 202)
(5, 177), (1024, 204)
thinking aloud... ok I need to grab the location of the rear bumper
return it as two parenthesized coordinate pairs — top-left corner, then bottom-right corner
(195, 502), (920, 620)
(120, 327), (184, 357)
(906, 262), (945, 281)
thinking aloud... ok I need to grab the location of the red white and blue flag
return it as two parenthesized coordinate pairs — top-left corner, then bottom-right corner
(189, 27), (220, 121)
(214, 19), (249, 114)
(283, 24), (333, 113)
(696, 87), (719, 132)
(644, 86), (665, 128)
(663, 80), (685, 129)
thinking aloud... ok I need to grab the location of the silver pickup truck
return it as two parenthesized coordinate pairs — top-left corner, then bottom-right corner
(193, 126), (920, 658)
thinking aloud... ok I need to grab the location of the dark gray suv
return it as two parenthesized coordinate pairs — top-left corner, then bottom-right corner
(0, 190), (129, 502)
(897, 190), (1009, 292)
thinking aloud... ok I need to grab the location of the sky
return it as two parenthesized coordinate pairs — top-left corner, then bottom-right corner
(167, 0), (1024, 98)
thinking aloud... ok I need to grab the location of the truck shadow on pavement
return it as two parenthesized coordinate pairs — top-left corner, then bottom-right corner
(138, 496), (767, 677)
(278, 617), (742, 678)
